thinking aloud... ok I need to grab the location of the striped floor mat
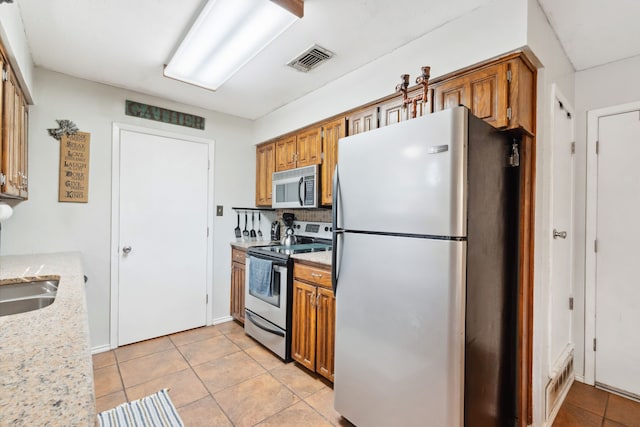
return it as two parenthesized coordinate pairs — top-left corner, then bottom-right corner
(97, 389), (184, 427)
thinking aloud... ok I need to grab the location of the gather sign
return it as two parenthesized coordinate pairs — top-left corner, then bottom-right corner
(58, 132), (90, 203)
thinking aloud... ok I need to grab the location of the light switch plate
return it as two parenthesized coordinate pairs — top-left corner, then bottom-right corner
(216, 205), (223, 216)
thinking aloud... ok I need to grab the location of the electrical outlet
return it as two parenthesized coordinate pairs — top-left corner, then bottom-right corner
(216, 205), (223, 216)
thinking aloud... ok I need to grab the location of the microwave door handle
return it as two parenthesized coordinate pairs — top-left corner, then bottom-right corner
(298, 177), (304, 206)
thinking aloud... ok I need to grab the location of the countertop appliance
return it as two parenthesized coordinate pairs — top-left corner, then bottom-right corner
(332, 106), (519, 427)
(270, 221), (280, 241)
(245, 221), (332, 361)
(272, 165), (319, 209)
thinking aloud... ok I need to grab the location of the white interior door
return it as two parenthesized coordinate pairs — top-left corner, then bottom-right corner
(118, 129), (209, 346)
(594, 109), (640, 398)
(548, 94), (575, 373)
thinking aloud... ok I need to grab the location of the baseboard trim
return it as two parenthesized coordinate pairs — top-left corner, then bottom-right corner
(212, 316), (234, 325)
(91, 344), (112, 354)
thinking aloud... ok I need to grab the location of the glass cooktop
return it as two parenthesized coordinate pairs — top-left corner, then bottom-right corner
(262, 243), (332, 255)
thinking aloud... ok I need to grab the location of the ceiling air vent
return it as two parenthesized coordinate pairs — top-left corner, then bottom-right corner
(287, 45), (334, 72)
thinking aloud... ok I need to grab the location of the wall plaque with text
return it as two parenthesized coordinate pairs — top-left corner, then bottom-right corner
(59, 132), (90, 203)
(125, 100), (205, 130)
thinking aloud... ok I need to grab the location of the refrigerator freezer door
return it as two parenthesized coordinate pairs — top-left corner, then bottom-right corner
(333, 232), (466, 427)
(336, 107), (468, 238)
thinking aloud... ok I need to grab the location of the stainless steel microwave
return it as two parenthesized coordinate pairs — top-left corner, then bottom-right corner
(272, 165), (318, 209)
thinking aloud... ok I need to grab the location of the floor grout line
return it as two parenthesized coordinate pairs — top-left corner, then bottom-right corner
(95, 322), (345, 426)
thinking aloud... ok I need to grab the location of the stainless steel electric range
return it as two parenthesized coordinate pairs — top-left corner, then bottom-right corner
(244, 221), (332, 361)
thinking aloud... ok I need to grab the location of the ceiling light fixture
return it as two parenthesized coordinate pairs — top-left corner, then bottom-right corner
(164, 0), (303, 91)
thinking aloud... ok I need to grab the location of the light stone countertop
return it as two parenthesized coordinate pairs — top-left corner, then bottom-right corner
(0, 252), (95, 427)
(230, 240), (278, 249)
(291, 250), (332, 268)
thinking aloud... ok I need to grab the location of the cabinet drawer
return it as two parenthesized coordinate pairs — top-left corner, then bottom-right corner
(294, 263), (331, 288)
(232, 248), (247, 264)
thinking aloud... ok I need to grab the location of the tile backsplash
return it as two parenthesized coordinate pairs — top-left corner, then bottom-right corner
(276, 208), (332, 223)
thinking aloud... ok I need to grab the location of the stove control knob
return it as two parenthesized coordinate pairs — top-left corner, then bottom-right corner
(324, 227), (329, 232)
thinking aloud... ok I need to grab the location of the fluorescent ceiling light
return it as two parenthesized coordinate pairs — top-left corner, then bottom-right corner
(164, 0), (300, 90)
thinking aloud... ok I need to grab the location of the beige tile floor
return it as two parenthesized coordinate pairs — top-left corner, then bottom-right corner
(92, 321), (354, 427)
(553, 381), (640, 427)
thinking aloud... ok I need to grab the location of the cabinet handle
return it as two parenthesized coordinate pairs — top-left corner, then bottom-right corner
(309, 292), (315, 307)
(311, 272), (323, 278)
(316, 294), (320, 309)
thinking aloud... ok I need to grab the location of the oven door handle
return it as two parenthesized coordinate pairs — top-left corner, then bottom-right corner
(246, 311), (285, 337)
(248, 254), (288, 267)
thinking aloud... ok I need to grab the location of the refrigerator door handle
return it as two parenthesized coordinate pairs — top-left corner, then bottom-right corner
(332, 165), (343, 294)
(332, 230), (343, 294)
(332, 165), (340, 230)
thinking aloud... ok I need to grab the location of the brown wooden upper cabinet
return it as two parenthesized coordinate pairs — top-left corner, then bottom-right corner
(274, 126), (322, 172)
(348, 105), (378, 136)
(378, 94), (408, 128)
(256, 52), (535, 207)
(255, 141), (275, 207)
(1, 60), (29, 200)
(320, 117), (345, 206)
(431, 54), (535, 134)
(275, 134), (296, 171)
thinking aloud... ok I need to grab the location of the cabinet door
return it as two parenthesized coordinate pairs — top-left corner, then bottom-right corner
(255, 142), (275, 206)
(1, 65), (20, 197)
(230, 261), (246, 324)
(275, 135), (296, 171)
(348, 106), (378, 136)
(378, 94), (408, 128)
(467, 62), (509, 128)
(17, 89), (27, 199)
(433, 78), (468, 113)
(316, 287), (336, 382)
(433, 63), (509, 129)
(296, 127), (322, 168)
(291, 280), (316, 371)
(321, 118), (345, 206)
(0, 57), (3, 193)
(507, 57), (535, 134)
(407, 87), (433, 119)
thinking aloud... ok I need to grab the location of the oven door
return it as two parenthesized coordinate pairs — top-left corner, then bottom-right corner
(245, 256), (288, 330)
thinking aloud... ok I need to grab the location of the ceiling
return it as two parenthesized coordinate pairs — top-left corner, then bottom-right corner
(15, 0), (640, 120)
(538, 0), (640, 71)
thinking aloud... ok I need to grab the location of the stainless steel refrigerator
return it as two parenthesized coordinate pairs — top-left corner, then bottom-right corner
(332, 106), (519, 427)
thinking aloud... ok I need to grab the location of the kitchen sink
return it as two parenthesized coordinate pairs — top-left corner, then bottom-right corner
(0, 280), (59, 316)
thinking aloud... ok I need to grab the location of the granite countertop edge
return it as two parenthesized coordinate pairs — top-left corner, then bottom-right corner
(0, 252), (96, 427)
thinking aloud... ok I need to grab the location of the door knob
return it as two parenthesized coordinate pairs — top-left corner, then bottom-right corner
(553, 229), (567, 239)
(122, 246), (132, 254)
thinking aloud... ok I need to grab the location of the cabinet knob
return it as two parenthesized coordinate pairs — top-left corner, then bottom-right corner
(122, 246), (132, 254)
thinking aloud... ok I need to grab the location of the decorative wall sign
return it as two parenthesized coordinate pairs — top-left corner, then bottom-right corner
(48, 119), (79, 141)
(125, 100), (205, 130)
(59, 132), (90, 203)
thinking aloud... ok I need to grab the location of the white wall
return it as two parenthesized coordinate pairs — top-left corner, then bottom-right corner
(1, 68), (255, 349)
(0, 2), (34, 101)
(254, 0), (529, 142)
(526, 0), (575, 425)
(571, 53), (640, 381)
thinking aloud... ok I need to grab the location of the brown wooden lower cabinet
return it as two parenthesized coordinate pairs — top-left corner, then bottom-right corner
(230, 247), (246, 324)
(291, 262), (335, 382)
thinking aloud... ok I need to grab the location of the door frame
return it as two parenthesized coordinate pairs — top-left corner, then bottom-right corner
(547, 84), (575, 376)
(110, 123), (215, 349)
(584, 101), (640, 384)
